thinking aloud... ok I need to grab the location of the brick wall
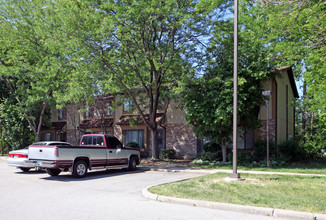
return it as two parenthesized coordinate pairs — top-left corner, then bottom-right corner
(165, 124), (197, 159)
(257, 119), (276, 143)
(67, 129), (82, 146)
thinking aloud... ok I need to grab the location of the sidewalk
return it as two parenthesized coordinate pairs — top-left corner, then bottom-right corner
(141, 159), (326, 220)
(140, 159), (326, 177)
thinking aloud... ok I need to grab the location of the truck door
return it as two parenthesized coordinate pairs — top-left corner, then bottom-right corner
(106, 136), (128, 166)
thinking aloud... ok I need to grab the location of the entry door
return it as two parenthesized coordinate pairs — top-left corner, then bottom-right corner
(157, 129), (165, 154)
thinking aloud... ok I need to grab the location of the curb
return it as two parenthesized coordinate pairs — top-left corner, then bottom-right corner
(142, 185), (326, 220)
(145, 166), (326, 177)
(0, 156), (7, 162)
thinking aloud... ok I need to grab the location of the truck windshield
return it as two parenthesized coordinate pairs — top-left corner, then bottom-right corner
(81, 136), (104, 146)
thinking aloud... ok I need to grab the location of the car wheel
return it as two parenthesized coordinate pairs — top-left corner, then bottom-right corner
(128, 156), (137, 171)
(72, 160), (88, 178)
(46, 168), (61, 176)
(19, 167), (31, 172)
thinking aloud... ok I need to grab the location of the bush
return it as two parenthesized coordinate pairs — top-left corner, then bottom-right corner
(279, 139), (306, 161)
(196, 151), (222, 162)
(125, 142), (139, 148)
(203, 142), (220, 152)
(252, 140), (277, 161)
(160, 149), (176, 159)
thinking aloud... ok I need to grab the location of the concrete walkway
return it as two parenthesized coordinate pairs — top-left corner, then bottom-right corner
(141, 164), (326, 220)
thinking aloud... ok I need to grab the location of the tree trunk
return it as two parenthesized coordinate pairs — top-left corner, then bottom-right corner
(35, 102), (47, 142)
(221, 141), (228, 162)
(150, 128), (159, 160)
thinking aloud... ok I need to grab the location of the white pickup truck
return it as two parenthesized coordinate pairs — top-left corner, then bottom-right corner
(28, 134), (140, 178)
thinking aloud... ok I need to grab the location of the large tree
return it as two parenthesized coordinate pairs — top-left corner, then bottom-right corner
(261, 0), (326, 152)
(52, 0), (230, 159)
(180, 1), (271, 161)
(0, 0), (71, 141)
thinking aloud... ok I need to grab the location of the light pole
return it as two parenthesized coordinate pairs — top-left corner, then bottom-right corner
(262, 90), (271, 168)
(230, 0), (240, 179)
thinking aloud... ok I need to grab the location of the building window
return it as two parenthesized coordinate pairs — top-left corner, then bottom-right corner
(105, 103), (113, 116)
(122, 129), (144, 148)
(41, 133), (54, 141)
(93, 131), (111, 135)
(123, 98), (135, 113)
(85, 107), (93, 118)
(58, 108), (66, 120)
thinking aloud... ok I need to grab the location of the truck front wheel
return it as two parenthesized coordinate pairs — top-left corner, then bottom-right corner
(46, 168), (61, 176)
(72, 160), (88, 178)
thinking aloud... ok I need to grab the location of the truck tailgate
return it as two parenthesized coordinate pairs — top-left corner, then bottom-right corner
(28, 145), (56, 161)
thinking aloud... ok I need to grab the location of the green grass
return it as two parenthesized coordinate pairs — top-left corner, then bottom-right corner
(191, 160), (326, 175)
(150, 173), (326, 214)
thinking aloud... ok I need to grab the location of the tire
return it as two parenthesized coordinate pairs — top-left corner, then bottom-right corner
(46, 168), (61, 176)
(72, 160), (88, 178)
(19, 167), (31, 172)
(128, 156), (137, 171)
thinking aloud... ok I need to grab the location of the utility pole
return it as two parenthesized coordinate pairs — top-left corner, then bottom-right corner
(230, 0), (241, 179)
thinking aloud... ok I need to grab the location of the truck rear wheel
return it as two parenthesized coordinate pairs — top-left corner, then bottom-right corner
(72, 160), (88, 178)
(46, 168), (61, 176)
(128, 156), (137, 171)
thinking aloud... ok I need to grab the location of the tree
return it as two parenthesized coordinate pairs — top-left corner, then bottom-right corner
(52, 0), (229, 159)
(180, 1), (271, 161)
(261, 0), (326, 152)
(0, 0), (71, 141)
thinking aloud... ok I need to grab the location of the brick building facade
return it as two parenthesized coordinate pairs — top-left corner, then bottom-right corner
(40, 66), (298, 159)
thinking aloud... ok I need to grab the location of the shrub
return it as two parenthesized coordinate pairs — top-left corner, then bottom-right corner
(125, 142), (139, 148)
(160, 149), (176, 159)
(196, 151), (222, 162)
(252, 140), (277, 161)
(279, 139), (306, 161)
(203, 142), (220, 152)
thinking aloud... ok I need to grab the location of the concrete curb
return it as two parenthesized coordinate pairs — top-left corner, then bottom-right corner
(145, 166), (326, 177)
(142, 185), (326, 220)
(0, 156), (8, 162)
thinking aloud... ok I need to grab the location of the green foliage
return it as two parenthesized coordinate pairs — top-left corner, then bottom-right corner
(160, 149), (176, 160)
(196, 151), (222, 162)
(180, 1), (270, 161)
(252, 140), (277, 161)
(203, 142), (220, 153)
(125, 142), (139, 149)
(0, 0), (71, 141)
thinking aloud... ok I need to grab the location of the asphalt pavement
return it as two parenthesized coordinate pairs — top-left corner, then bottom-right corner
(1, 156), (326, 220)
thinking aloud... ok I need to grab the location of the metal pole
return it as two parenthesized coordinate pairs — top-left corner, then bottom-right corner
(266, 99), (270, 168)
(230, 0), (240, 179)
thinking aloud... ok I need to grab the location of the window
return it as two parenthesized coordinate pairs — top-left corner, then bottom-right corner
(123, 98), (135, 113)
(93, 131), (111, 135)
(85, 107), (93, 118)
(41, 133), (54, 141)
(122, 129), (144, 148)
(81, 136), (104, 146)
(58, 108), (67, 120)
(105, 103), (113, 116)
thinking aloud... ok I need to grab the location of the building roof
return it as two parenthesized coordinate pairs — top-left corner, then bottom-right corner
(79, 118), (113, 129)
(274, 66), (299, 98)
(116, 113), (164, 125)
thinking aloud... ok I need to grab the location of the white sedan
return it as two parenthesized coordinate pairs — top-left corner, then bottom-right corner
(7, 141), (71, 172)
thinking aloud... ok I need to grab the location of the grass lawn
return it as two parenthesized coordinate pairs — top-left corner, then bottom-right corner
(149, 173), (326, 214)
(191, 160), (326, 175)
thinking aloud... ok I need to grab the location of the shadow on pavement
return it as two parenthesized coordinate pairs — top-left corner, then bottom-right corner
(40, 167), (151, 182)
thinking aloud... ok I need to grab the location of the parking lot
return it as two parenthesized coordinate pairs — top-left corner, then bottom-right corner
(0, 160), (277, 220)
